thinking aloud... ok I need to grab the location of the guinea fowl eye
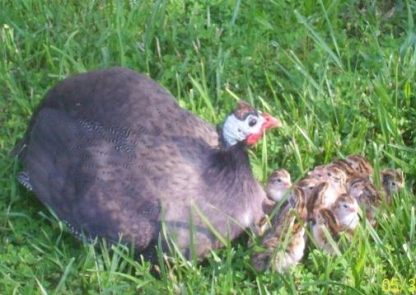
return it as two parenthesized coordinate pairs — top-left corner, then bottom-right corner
(343, 204), (348, 208)
(248, 118), (257, 127)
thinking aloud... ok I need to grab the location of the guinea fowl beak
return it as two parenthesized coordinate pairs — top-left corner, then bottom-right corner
(246, 113), (281, 146)
(262, 113), (281, 130)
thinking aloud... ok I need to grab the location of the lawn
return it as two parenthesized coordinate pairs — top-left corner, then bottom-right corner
(1, 0), (415, 294)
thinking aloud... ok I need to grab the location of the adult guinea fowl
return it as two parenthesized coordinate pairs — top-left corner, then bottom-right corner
(15, 67), (281, 260)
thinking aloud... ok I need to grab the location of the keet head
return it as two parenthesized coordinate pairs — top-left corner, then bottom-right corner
(325, 164), (347, 186)
(266, 169), (292, 202)
(222, 101), (281, 147)
(331, 193), (360, 230)
(347, 177), (379, 204)
(381, 168), (404, 196)
(346, 177), (367, 199)
(345, 155), (373, 177)
(333, 194), (360, 215)
(332, 160), (356, 178)
(297, 177), (323, 192)
(308, 165), (328, 181)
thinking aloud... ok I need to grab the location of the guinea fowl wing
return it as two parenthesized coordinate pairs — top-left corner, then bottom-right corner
(24, 106), (243, 257)
(25, 108), (166, 249)
(19, 67), (218, 160)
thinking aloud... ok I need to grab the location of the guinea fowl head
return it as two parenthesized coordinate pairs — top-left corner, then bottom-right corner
(221, 101), (281, 147)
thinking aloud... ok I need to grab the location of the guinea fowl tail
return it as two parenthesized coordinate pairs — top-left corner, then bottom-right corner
(12, 134), (33, 190)
(23, 108), (78, 201)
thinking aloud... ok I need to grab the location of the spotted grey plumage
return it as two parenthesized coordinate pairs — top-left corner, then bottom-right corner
(15, 67), (280, 260)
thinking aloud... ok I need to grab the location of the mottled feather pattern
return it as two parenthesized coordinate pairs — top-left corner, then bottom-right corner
(17, 67), (272, 259)
(252, 186), (307, 272)
(17, 171), (33, 191)
(253, 154), (403, 270)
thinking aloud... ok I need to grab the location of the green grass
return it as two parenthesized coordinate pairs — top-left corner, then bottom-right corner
(1, 0), (415, 293)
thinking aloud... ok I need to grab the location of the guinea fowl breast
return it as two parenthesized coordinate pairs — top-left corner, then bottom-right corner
(16, 67), (281, 259)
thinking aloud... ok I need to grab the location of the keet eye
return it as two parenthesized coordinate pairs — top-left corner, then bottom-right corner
(248, 118), (257, 127)
(343, 204), (348, 208)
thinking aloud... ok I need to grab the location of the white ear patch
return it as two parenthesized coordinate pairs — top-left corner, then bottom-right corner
(222, 113), (264, 147)
(222, 114), (246, 146)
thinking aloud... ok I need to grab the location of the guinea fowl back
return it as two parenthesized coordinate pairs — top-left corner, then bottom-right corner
(19, 68), (219, 161)
(17, 67), (279, 259)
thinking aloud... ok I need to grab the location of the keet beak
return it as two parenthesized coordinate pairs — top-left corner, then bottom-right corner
(262, 113), (282, 129)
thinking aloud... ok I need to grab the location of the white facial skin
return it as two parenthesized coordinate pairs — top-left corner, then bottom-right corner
(222, 113), (265, 147)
